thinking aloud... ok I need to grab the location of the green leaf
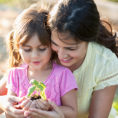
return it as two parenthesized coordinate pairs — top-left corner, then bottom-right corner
(37, 84), (44, 91)
(27, 86), (36, 97)
(40, 89), (47, 100)
(37, 82), (46, 91)
(30, 79), (39, 86)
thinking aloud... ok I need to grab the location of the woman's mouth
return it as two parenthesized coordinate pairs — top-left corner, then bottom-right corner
(60, 58), (72, 63)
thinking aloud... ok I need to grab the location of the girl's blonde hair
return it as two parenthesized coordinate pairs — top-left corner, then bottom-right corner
(7, 7), (51, 68)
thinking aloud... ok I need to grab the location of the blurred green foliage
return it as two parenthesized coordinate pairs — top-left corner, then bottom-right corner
(108, 0), (118, 2)
(113, 101), (118, 115)
(0, 0), (38, 8)
(0, 0), (15, 4)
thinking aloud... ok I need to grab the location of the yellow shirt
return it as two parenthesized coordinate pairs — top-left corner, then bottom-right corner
(73, 42), (118, 118)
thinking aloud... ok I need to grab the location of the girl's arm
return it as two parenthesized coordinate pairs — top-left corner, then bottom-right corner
(89, 85), (117, 118)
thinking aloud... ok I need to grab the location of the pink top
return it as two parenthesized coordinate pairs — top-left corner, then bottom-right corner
(7, 63), (78, 106)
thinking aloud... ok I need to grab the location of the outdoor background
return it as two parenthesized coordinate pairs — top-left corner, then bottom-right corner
(0, 0), (118, 117)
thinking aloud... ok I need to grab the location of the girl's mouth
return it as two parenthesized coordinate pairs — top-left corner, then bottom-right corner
(32, 61), (40, 65)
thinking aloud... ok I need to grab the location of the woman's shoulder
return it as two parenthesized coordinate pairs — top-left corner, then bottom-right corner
(90, 42), (118, 77)
(90, 42), (118, 61)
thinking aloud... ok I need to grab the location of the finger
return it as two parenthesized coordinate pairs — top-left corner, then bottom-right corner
(8, 95), (21, 104)
(39, 99), (51, 110)
(23, 100), (32, 110)
(28, 108), (46, 117)
(48, 100), (62, 113)
(19, 96), (27, 103)
(19, 98), (31, 108)
(30, 100), (36, 108)
(35, 99), (49, 110)
(7, 107), (25, 118)
(24, 110), (30, 117)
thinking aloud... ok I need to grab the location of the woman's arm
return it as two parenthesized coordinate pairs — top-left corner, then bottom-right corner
(60, 89), (78, 118)
(89, 85), (117, 118)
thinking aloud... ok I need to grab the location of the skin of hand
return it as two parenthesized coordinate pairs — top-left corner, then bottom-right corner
(20, 89), (78, 118)
(0, 95), (25, 118)
(20, 98), (52, 117)
(25, 100), (65, 118)
(89, 85), (117, 118)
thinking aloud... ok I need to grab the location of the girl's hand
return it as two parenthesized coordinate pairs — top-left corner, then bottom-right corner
(25, 100), (64, 118)
(23, 98), (51, 117)
(19, 98), (51, 110)
(34, 99), (51, 111)
(1, 95), (25, 118)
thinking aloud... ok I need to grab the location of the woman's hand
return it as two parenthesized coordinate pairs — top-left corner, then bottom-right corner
(0, 95), (25, 118)
(25, 100), (65, 118)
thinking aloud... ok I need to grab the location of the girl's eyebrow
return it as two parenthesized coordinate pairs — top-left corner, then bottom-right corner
(22, 44), (42, 47)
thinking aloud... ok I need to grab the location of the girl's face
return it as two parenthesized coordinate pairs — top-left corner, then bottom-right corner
(51, 30), (88, 71)
(19, 33), (52, 71)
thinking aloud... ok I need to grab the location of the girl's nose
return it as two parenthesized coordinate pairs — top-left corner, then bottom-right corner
(32, 50), (39, 58)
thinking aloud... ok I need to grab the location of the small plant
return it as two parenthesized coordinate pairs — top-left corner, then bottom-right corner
(27, 79), (46, 100)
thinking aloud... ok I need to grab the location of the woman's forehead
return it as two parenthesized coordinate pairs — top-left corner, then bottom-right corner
(51, 30), (78, 45)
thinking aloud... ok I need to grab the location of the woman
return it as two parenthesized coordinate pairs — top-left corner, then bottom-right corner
(0, 0), (118, 117)
(48, 0), (118, 117)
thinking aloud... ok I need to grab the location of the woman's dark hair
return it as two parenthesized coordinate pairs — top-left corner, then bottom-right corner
(49, 0), (118, 57)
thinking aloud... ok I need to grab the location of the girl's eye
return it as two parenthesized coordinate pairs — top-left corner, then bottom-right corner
(23, 48), (32, 52)
(38, 48), (47, 51)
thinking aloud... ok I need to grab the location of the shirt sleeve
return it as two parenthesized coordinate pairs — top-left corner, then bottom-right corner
(94, 55), (118, 91)
(60, 68), (78, 96)
(6, 68), (19, 95)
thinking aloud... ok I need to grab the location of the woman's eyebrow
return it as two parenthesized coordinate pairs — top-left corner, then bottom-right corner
(51, 39), (77, 49)
(51, 40), (58, 46)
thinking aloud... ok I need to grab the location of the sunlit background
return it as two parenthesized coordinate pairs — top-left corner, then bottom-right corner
(0, 0), (118, 117)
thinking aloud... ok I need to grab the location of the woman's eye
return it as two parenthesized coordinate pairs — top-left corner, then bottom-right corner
(66, 48), (76, 51)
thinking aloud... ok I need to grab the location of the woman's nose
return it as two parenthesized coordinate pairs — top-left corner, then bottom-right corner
(58, 48), (67, 58)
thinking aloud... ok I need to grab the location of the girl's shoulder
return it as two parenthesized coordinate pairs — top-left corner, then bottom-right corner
(53, 62), (72, 73)
(8, 63), (28, 74)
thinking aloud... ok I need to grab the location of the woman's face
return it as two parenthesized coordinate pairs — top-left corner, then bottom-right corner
(51, 30), (88, 71)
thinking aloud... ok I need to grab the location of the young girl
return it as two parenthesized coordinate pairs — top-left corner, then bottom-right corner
(5, 7), (78, 118)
